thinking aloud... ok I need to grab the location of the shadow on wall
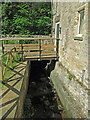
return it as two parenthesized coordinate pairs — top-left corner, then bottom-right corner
(45, 60), (57, 77)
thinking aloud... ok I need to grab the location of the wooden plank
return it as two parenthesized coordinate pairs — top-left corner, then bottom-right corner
(23, 52), (39, 56)
(22, 44), (39, 46)
(23, 47), (39, 51)
(24, 55), (58, 61)
(42, 45), (56, 48)
(41, 51), (56, 54)
(25, 56), (40, 59)
(41, 43), (54, 46)
(4, 47), (20, 51)
(4, 43), (55, 47)
(41, 54), (56, 56)
(23, 44), (55, 46)
(42, 47), (56, 50)
(0, 38), (60, 41)
(23, 46), (39, 49)
(3, 44), (20, 47)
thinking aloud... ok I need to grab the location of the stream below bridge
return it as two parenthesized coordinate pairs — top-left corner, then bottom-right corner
(23, 61), (63, 119)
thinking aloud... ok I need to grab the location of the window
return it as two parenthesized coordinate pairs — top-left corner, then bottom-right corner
(78, 9), (84, 37)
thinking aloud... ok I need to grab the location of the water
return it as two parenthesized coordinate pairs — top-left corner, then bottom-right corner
(23, 61), (62, 119)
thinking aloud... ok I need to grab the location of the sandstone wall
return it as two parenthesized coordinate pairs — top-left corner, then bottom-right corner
(50, 2), (89, 118)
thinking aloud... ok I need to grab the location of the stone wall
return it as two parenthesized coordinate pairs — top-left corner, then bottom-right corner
(50, 61), (88, 118)
(50, 1), (89, 118)
(14, 61), (30, 118)
(88, 1), (90, 118)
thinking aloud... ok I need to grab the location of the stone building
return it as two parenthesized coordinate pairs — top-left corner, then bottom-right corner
(50, 1), (90, 118)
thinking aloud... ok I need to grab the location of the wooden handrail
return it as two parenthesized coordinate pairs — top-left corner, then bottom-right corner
(2, 38), (60, 60)
(0, 38), (60, 41)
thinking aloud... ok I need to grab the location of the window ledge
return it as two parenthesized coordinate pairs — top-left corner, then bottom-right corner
(74, 36), (83, 41)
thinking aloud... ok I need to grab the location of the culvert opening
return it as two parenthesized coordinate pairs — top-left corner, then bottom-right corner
(23, 60), (63, 119)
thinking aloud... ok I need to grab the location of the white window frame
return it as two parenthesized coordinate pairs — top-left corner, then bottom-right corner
(55, 22), (60, 51)
(77, 9), (84, 37)
(55, 22), (60, 38)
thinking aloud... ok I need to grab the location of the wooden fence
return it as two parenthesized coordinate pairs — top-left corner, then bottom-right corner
(0, 47), (17, 81)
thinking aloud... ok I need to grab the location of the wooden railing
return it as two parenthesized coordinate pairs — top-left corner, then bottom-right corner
(0, 37), (60, 81)
(0, 37), (60, 61)
(0, 47), (17, 81)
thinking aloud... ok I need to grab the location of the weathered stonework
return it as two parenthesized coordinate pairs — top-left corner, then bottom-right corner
(51, 1), (89, 118)
(14, 61), (30, 118)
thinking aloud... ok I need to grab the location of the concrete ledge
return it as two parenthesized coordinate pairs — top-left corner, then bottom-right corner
(14, 61), (30, 118)
(50, 61), (88, 118)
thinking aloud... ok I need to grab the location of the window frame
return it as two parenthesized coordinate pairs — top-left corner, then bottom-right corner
(77, 9), (84, 37)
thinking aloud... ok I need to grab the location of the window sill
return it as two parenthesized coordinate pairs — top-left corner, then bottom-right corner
(74, 36), (83, 41)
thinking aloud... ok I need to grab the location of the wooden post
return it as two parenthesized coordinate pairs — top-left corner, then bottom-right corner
(10, 52), (13, 68)
(0, 55), (3, 81)
(14, 48), (17, 58)
(21, 40), (23, 61)
(2, 40), (4, 54)
(39, 39), (41, 60)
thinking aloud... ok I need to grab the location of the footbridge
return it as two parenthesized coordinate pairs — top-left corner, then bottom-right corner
(0, 37), (60, 119)
(0, 37), (60, 81)
(1, 37), (60, 60)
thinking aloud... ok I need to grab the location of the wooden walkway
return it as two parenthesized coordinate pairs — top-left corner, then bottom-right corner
(0, 61), (27, 119)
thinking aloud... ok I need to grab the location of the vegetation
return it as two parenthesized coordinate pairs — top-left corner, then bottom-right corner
(68, 72), (72, 80)
(0, 84), (4, 91)
(2, 2), (52, 35)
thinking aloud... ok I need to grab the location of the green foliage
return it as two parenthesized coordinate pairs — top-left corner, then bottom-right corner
(2, 2), (52, 35)
(68, 72), (72, 80)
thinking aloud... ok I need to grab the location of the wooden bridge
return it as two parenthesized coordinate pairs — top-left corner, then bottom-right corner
(0, 37), (60, 81)
(1, 37), (60, 61)
(0, 37), (60, 118)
